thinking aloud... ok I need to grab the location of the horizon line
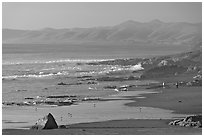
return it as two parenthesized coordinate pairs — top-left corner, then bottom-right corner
(3, 19), (202, 31)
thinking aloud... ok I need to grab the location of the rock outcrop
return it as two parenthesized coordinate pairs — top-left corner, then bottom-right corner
(31, 113), (58, 130)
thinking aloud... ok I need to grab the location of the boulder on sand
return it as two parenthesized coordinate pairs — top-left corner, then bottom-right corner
(31, 113), (58, 130)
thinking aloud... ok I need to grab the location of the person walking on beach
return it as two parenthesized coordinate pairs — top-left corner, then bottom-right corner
(162, 82), (165, 88)
(176, 82), (179, 88)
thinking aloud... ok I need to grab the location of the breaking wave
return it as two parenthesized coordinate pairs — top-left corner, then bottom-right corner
(2, 71), (69, 79)
(3, 58), (115, 65)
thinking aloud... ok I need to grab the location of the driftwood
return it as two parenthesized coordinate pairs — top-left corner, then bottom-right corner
(169, 115), (202, 128)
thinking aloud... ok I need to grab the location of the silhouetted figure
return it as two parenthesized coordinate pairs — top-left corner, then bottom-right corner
(162, 82), (165, 88)
(176, 82), (179, 88)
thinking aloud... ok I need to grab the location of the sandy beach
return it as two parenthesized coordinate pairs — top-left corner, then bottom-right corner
(2, 89), (186, 129)
(2, 78), (202, 135)
(126, 86), (202, 114)
(3, 119), (202, 135)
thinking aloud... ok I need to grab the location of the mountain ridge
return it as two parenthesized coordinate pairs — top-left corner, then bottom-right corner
(3, 20), (202, 51)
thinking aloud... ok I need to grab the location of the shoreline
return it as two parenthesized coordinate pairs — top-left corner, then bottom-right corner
(125, 86), (202, 115)
(4, 88), (183, 129)
(2, 78), (202, 135)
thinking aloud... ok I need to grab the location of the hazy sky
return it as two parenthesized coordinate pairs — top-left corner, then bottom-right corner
(2, 2), (202, 30)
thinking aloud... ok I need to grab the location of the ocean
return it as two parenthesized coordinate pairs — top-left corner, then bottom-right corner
(2, 44), (139, 102)
(3, 43), (188, 129)
(2, 43), (184, 103)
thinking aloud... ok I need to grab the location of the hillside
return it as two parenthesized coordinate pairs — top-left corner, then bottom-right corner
(3, 20), (201, 51)
(87, 49), (202, 79)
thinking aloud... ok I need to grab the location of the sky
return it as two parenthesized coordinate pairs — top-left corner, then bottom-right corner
(2, 2), (202, 30)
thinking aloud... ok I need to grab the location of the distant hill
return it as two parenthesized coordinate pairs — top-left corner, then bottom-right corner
(3, 20), (202, 52)
(87, 49), (202, 79)
(140, 50), (202, 79)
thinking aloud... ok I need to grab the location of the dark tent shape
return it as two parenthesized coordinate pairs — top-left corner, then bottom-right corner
(31, 113), (58, 130)
(44, 113), (58, 129)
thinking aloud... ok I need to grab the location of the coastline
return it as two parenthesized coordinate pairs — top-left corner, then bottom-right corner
(3, 87), (184, 129)
(125, 86), (202, 115)
(2, 70), (202, 135)
(3, 79), (202, 135)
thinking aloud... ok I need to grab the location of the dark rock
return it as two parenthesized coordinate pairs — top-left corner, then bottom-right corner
(44, 100), (73, 106)
(16, 89), (27, 92)
(70, 95), (77, 98)
(77, 75), (92, 78)
(2, 102), (15, 106)
(44, 101), (56, 105)
(57, 82), (68, 85)
(31, 113), (58, 130)
(59, 125), (66, 129)
(57, 101), (73, 106)
(103, 85), (117, 89)
(25, 97), (34, 100)
(87, 81), (97, 84)
(76, 82), (82, 85)
(47, 95), (70, 98)
(97, 76), (127, 82)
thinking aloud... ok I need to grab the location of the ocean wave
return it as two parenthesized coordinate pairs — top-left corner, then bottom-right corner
(44, 59), (114, 64)
(2, 71), (69, 79)
(76, 64), (144, 76)
(3, 58), (115, 65)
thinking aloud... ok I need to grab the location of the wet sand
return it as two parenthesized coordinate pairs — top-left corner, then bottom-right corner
(3, 119), (201, 135)
(3, 89), (187, 129)
(2, 79), (202, 135)
(126, 86), (202, 114)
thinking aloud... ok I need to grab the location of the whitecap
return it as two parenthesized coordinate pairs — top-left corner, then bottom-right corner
(2, 71), (69, 79)
(3, 58), (115, 65)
